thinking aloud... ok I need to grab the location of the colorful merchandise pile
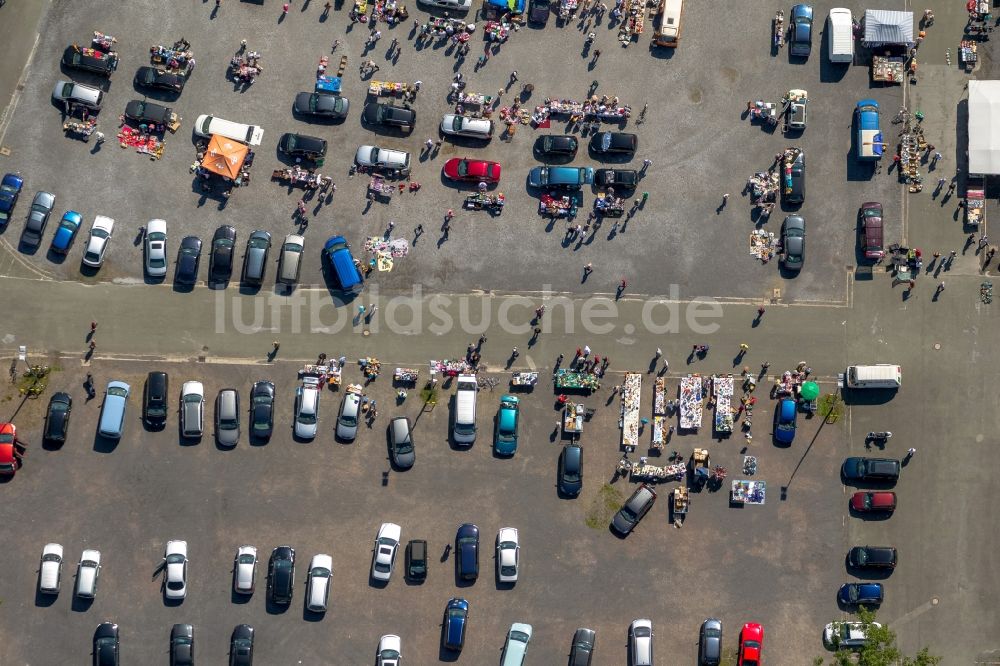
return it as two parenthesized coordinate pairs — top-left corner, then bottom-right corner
(749, 229), (776, 262)
(117, 126), (163, 159)
(679, 374), (703, 430)
(363, 237), (410, 272)
(713, 375), (735, 433)
(620, 372), (642, 450)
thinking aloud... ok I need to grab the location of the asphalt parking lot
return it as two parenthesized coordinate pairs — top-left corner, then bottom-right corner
(0, 357), (846, 664)
(0, 0), (899, 304)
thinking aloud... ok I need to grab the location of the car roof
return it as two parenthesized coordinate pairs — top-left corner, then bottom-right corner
(779, 398), (796, 418)
(310, 553), (333, 569)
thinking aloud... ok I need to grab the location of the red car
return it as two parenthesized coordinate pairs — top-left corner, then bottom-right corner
(0, 422), (18, 476)
(443, 158), (502, 183)
(738, 623), (763, 666)
(850, 491), (897, 513)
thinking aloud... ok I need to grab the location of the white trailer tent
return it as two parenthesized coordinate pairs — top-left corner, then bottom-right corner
(862, 9), (914, 47)
(968, 81), (1000, 177)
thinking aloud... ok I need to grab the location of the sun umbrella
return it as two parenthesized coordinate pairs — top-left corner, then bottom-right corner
(201, 134), (248, 180)
(799, 381), (819, 401)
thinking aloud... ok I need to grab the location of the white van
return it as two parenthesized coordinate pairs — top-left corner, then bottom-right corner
(846, 364), (901, 389)
(653, 0), (684, 47)
(194, 114), (264, 146)
(453, 374), (478, 444)
(827, 8), (854, 63)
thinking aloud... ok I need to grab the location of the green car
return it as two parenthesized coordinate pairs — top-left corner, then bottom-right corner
(494, 395), (520, 456)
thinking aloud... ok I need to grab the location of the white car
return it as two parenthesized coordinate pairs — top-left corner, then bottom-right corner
(164, 540), (188, 600)
(440, 114), (494, 139)
(418, 0), (472, 10)
(376, 634), (402, 666)
(233, 545), (257, 595)
(355, 145), (411, 172)
(824, 621), (882, 649)
(306, 553), (333, 612)
(82, 215), (115, 268)
(371, 522), (402, 582)
(75, 548), (102, 598)
(496, 527), (520, 583)
(145, 219), (168, 277)
(630, 619), (654, 666)
(336, 391), (361, 441)
(294, 377), (321, 439)
(39, 543), (64, 595)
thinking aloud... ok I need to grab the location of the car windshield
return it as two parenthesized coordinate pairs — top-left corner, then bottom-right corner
(369, 147), (381, 161)
(238, 554), (255, 564)
(375, 561), (391, 572)
(862, 494), (872, 509)
(107, 386), (127, 398)
(51, 401), (68, 412)
(183, 394), (201, 403)
(510, 630), (529, 642)
(221, 417), (237, 429)
(284, 242), (303, 253)
(864, 207), (881, 217)
(633, 627), (651, 638)
(457, 161), (470, 176)
(380, 649), (400, 658)
(92, 228), (109, 240)
(394, 437), (413, 453)
(564, 469), (580, 482)
(447, 609), (465, 619)
(340, 413), (357, 426)
(250, 236), (268, 248)
(312, 567), (331, 578)
(166, 553), (185, 564)
(167, 580), (184, 590)
(620, 504), (637, 521)
(451, 117), (464, 131)
(501, 565), (516, 575)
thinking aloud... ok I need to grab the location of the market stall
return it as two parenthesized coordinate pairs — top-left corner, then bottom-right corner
(594, 192), (625, 217)
(554, 369), (599, 393)
(863, 10), (913, 82)
(150, 38), (195, 76)
(393, 367), (419, 384)
(368, 174), (395, 201)
(679, 374), (702, 430)
(422, 17), (474, 39)
(620, 372), (642, 452)
(464, 191), (505, 212)
(872, 54), (906, 83)
(749, 100), (778, 126)
(483, 21), (513, 42)
(617, 0), (645, 44)
(559, 0), (578, 18)
(731, 480), (766, 505)
(510, 371), (538, 389)
(63, 118), (98, 141)
(230, 50), (263, 84)
(299, 362), (342, 389)
(713, 375), (734, 434)
(92, 31), (118, 53)
(359, 357), (381, 379)
(539, 194), (578, 218)
(651, 416), (666, 449)
(653, 377), (667, 416)
(562, 402), (585, 438)
(430, 359), (472, 377)
(672, 486), (689, 522)
(749, 229), (777, 263)
(784, 89), (808, 130)
(531, 95), (632, 125)
(118, 126), (164, 160)
(960, 40), (978, 72)
(363, 236), (410, 272)
(627, 461), (685, 482)
(691, 448), (711, 484)
(966, 179), (985, 227)
(897, 115), (926, 188)
(370, 0), (409, 24)
(454, 91), (493, 118)
(272, 165), (329, 190)
(200, 134), (250, 184)
(368, 80), (416, 98)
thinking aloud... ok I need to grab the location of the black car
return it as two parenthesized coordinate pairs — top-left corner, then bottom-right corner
(143, 371), (169, 427)
(847, 545), (897, 570)
(780, 215), (805, 272)
(362, 102), (416, 131)
(611, 483), (656, 535)
(590, 131), (638, 155)
(250, 380), (275, 441)
(230, 624), (254, 666)
(569, 627), (596, 665)
(134, 66), (186, 92)
(93, 621), (120, 666)
(595, 168), (638, 190)
(293, 92), (350, 119)
(406, 539), (427, 581)
(44, 392), (73, 443)
(209, 225), (237, 282)
(528, 0), (552, 23)
(538, 134), (578, 158)
(278, 133), (328, 161)
(268, 546), (295, 605)
(170, 623), (194, 666)
(841, 457), (900, 482)
(558, 444), (583, 496)
(176, 236), (202, 285)
(455, 523), (479, 581)
(22, 191), (56, 248)
(124, 100), (173, 125)
(388, 416), (415, 469)
(63, 45), (118, 77)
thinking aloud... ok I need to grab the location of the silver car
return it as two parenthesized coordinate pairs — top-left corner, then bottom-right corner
(629, 619), (654, 666)
(699, 618), (722, 665)
(294, 377), (321, 439)
(418, 0), (472, 9)
(180, 381), (205, 438)
(144, 219), (168, 277)
(51, 79), (104, 110)
(336, 391), (361, 441)
(215, 388), (240, 447)
(82, 215), (115, 268)
(233, 545), (257, 594)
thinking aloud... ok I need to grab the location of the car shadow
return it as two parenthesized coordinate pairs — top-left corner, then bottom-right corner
(265, 597), (291, 615)
(92, 434), (118, 454)
(845, 562), (894, 580)
(71, 595), (95, 613)
(231, 586), (252, 605)
(34, 580), (58, 608)
(302, 603), (326, 622)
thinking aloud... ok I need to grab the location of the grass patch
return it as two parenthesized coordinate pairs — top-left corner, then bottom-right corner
(819, 393), (843, 424)
(585, 483), (624, 529)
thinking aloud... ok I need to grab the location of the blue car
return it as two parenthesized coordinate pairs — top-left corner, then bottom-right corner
(50, 211), (82, 254)
(838, 582), (884, 606)
(789, 4), (814, 57)
(442, 598), (470, 652)
(528, 166), (594, 189)
(773, 398), (797, 443)
(455, 523), (479, 581)
(494, 395), (520, 456)
(322, 235), (364, 294)
(855, 99), (883, 161)
(0, 172), (24, 225)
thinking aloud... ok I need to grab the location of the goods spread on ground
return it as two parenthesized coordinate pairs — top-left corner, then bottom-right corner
(553, 369), (600, 392)
(731, 480), (766, 505)
(620, 372), (642, 450)
(713, 375), (735, 433)
(679, 374), (703, 430)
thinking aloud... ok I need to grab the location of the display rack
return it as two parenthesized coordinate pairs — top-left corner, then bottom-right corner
(620, 372), (642, 450)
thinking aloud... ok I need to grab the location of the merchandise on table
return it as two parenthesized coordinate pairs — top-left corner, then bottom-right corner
(617, 0), (644, 43)
(712, 375), (735, 433)
(749, 228), (777, 263)
(673, 486), (689, 516)
(393, 368), (419, 384)
(359, 357), (381, 378)
(370, 0), (409, 24)
(679, 374), (703, 430)
(92, 31), (118, 52)
(483, 21), (512, 42)
(651, 415), (666, 448)
(743, 455), (758, 476)
(749, 100), (778, 125)
(553, 369), (599, 392)
(620, 372), (642, 450)
(594, 192), (625, 217)
(368, 80), (415, 97)
(871, 55), (906, 83)
(532, 96), (632, 124)
(272, 165), (329, 190)
(150, 39), (195, 75)
(730, 480), (766, 505)
(559, 0), (578, 18)
(653, 377), (667, 415)
(966, 185), (985, 227)
(63, 118), (98, 140)
(960, 40), (978, 70)
(363, 237), (410, 272)
(539, 194), (577, 218)
(430, 359), (473, 377)
(563, 403), (585, 434)
(464, 192), (505, 211)
(510, 371), (537, 387)
(629, 462), (685, 482)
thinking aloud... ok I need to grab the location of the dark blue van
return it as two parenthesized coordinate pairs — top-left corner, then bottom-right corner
(322, 235), (364, 295)
(774, 398), (797, 443)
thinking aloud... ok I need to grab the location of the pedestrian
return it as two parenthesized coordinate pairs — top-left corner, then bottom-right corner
(722, 193), (730, 204)
(358, 305), (366, 316)
(511, 346), (519, 358)
(592, 48), (602, 61)
(932, 151), (942, 164)
(89, 340), (96, 351)
(739, 343), (750, 352)
(947, 181), (956, 195)
(533, 326), (541, 337)
(906, 447), (916, 458)
(937, 177), (946, 188)
(324, 0), (332, 10)
(94, 131), (105, 144)
(424, 138), (434, 151)
(583, 262), (593, 275)
(761, 361), (770, 371)
(619, 278), (628, 290)
(586, 31), (595, 44)
(556, 352), (564, 365)
(641, 158), (651, 171)
(90, 321), (98, 332)
(390, 37), (398, 50)
(374, 30), (382, 41)
(387, 221), (395, 233)
(583, 345), (591, 357)
(757, 306), (765, 318)
(272, 340), (280, 351)
(282, 2), (289, 14)
(445, 208), (454, 221)
(936, 281), (945, 294)
(908, 279), (916, 290)
(414, 80), (422, 91)
(655, 347), (662, 358)
(297, 200), (307, 216)
(981, 235), (990, 248)
(509, 70), (518, 83)
(415, 223), (424, 236)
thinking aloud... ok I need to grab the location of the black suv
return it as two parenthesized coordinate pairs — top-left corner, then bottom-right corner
(611, 483), (656, 535)
(44, 392), (73, 443)
(848, 546), (897, 570)
(363, 102), (416, 132)
(124, 100), (173, 125)
(842, 457), (900, 482)
(268, 546), (296, 604)
(143, 371), (169, 427)
(595, 168), (638, 190)
(589, 131), (638, 156)
(250, 380), (275, 441)
(134, 67), (186, 92)
(278, 133), (327, 161)
(406, 539), (428, 581)
(62, 45), (118, 77)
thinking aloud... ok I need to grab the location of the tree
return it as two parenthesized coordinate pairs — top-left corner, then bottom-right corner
(819, 607), (941, 666)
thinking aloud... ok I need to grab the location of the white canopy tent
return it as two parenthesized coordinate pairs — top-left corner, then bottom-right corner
(968, 80), (1000, 176)
(863, 9), (914, 46)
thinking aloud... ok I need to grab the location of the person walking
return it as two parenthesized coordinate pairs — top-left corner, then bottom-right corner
(583, 345), (591, 357)
(906, 447), (916, 459)
(272, 340), (280, 352)
(583, 262), (593, 277)
(445, 208), (454, 222)
(936, 281), (945, 294)
(739, 343), (750, 352)
(94, 131), (106, 144)
(655, 347), (662, 358)
(90, 321), (98, 333)
(722, 193), (730, 205)
(509, 70), (518, 84)
(511, 346), (519, 359)
(282, 2), (290, 14)
(296, 199), (307, 216)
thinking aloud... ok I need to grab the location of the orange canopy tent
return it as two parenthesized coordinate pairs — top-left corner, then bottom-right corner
(201, 134), (248, 180)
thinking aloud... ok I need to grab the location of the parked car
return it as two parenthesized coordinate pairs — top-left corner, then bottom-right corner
(124, 100), (172, 124)
(558, 444), (584, 496)
(372, 522), (402, 582)
(789, 4), (814, 57)
(528, 0), (552, 23)
(0, 172), (24, 225)
(194, 115), (264, 146)
(528, 166), (594, 188)
(850, 491), (897, 513)
(234, 545), (258, 594)
(336, 390), (361, 441)
(496, 527), (520, 583)
(294, 92), (350, 119)
(773, 397), (797, 442)
(93, 622), (120, 666)
(455, 523), (480, 581)
(170, 623), (195, 666)
(595, 168), (638, 190)
(268, 546), (296, 605)
(278, 233), (304, 286)
(250, 380), (275, 441)
(629, 619), (654, 666)
(82, 216), (115, 268)
(699, 618), (723, 666)
(442, 598), (470, 651)
(322, 235), (364, 294)
(824, 620), (881, 649)
(376, 634), (402, 666)
(278, 133), (327, 160)
(134, 66), (185, 92)
(242, 230), (271, 286)
(589, 131), (638, 155)
(38, 543), (64, 594)
(62, 44), (118, 76)
(215, 388), (241, 447)
(143, 371), (169, 427)
(838, 582), (884, 606)
(841, 457), (900, 482)
(780, 215), (805, 271)
(21, 191), (56, 247)
(229, 624), (254, 666)
(859, 202), (885, 261)
(44, 392), (72, 443)
(294, 377), (320, 439)
(738, 622), (763, 665)
(388, 416), (415, 469)
(537, 134), (578, 158)
(98, 381), (130, 440)
(210, 225), (237, 282)
(52, 80), (104, 110)
(501, 623), (532, 666)
(306, 553), (334, 612)
(175, 236), (202, 284)
(443, 157), (502, 183)
(362, 102), (414, 130)
(494, 395), (520, 455)
(440, 114), (494, 139)
(785, 151), (805, 203)
(406, 539), (427, 581)
(164, 539), (189, 600)
(855, 99), (883, 161)
(76, 548), (101, 598)
(569, 627), (596, 666)
(420, 0), (473, 9)
(355, 145), (411, 172)
(180, 381), (205, 438)
(145, 219), (168, 277)
(611, 483), (656, 535)
(847, 545), (897, 570)
(50, 210), (83, 253)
